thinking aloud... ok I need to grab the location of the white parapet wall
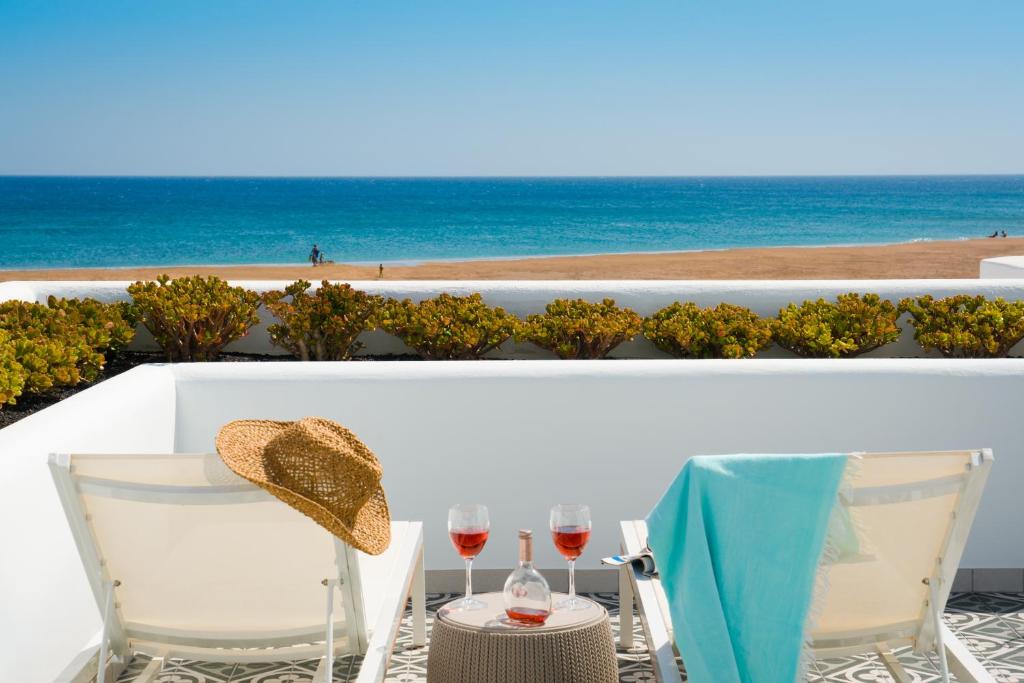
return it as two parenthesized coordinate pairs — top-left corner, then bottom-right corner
(4, 278), (1024, 358)
(0, 366), (176, 682)
(2, 359), (1023, 680)
(0, 280), (39, 303)
(980, 256), (1024, 279)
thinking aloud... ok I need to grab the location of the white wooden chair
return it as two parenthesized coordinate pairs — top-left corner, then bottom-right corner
(619, 449), (996, 683)
(49, 453), (426, 683)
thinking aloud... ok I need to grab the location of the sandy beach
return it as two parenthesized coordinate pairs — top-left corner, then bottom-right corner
(2, 238), (1023, 281)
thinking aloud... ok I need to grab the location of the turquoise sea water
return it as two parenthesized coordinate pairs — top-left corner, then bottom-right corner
(0, 176), (1022, 270)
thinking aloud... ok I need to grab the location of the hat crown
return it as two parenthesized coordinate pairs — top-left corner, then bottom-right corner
(263, 418), (382, 525)
(215, 416), (391, 555)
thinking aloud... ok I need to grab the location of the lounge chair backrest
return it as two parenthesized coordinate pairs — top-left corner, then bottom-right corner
(810, 449), (992, 656)
(49, 453), (368, 660)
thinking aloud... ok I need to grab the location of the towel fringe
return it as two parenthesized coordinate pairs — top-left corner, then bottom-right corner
(797, 453), (863, 682)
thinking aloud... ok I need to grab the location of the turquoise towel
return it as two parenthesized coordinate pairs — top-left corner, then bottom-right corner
(645, 453), (848, 683)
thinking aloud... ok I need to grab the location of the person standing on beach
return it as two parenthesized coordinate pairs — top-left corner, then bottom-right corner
(378, 263), (384, 279)
(309, 243), (320, 266)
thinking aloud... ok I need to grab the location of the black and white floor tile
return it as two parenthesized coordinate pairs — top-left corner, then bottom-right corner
(115, 592), (1024, 682)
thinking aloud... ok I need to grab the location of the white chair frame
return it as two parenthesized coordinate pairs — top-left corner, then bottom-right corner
(618, 449), (996, 683)
(49, 453), (426, 683)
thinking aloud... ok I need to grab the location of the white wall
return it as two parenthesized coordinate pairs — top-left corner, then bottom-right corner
(4, 359), (1024, 680)
(0, 366), (176, 683)
(5, 279), (1024, 358)
(169, 360), (1024, 573)
(980, 256), (1024, 279)
(0, 280), (38, 303)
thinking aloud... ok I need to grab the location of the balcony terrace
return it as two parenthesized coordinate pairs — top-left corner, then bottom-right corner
(103, 591), (1023, 682)
(2, 279), (1023, 681)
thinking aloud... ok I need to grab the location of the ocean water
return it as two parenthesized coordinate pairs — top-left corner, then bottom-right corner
(0, 176), (1022, 270)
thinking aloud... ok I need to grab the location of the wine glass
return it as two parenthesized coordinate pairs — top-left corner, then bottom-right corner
(550, 503), (592, 610)
(448, 503), (489, 610)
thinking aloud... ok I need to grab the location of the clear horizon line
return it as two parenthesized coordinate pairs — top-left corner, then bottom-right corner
(1, 172), (1023, 180)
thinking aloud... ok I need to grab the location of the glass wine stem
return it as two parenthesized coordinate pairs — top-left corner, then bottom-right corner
(568, 558), (576, 601)
(465, 557), (473, 600)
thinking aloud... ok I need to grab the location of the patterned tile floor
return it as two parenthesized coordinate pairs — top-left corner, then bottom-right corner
(115, 592), (1024, 682)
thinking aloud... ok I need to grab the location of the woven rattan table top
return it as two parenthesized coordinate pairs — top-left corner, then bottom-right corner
(435, 592), (607, 634)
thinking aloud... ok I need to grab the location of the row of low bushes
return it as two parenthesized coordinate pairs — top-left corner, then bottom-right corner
(268, 281), (1024, 361)
(3, 275), (1024, 409)
(0, 296), (136, 408)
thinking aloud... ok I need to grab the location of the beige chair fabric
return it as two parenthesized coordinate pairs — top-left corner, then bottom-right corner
(810, 450), (988, 656)
(619, 449), (995, 683)
(50, 452), (426, 683)
(66, 453), (370, 644)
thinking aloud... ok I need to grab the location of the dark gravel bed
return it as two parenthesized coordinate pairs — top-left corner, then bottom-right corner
(0, 351), (423, 430)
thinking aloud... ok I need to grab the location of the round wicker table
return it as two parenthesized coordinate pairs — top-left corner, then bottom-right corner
(426, 592), (618, 683)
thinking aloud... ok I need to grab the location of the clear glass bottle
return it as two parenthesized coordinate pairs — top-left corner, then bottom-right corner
(503, 529), (552, 625)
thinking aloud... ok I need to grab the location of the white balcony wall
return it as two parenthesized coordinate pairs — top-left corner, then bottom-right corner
(4, 279), (1024, 358)
(0, 280), (37, 303)
(3, 359), (1024, 680)
(0, 366), (176, 683)
(170, 360), (1024, 572)
(980, 256), (1024, 279)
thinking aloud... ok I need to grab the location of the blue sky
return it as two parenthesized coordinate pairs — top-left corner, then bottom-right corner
(0, 0), (1021, 176)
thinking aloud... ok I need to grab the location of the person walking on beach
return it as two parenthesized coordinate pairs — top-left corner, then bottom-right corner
(378, 263), (384, 279)
(309, 243), (320, 266)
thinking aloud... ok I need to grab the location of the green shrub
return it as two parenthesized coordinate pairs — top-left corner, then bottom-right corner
(7, 334), (89, 393)
(0, 331), (27, 407)
(772, 293), (901, 358)
(378, 293), (520, 360)
(899, 295), (1024, 358)
(46, 296), (137, 357)
(643, 302), (772, 359)
(128, 275), (261, 362)
(0, 296), (133, 406)
(518, 298), (642, 359)
(263, 280), (382, 360)
(0, 300), (105, 392)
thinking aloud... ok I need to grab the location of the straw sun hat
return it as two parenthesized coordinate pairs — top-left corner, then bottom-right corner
(216, 417), (391, 555)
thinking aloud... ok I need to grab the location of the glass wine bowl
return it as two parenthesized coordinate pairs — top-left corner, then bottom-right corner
(550, 503), (592, 610)
(448, 503), (489, 610)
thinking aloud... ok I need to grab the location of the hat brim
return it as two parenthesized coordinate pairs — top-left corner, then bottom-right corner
(215, 419), (391, 556)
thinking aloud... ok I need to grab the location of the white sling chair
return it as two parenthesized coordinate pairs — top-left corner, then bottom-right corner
(49, 453), (426, 683)
(619, 449), (995, 683)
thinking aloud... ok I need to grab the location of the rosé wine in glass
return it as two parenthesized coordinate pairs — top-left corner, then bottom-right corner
(450, 528), (489, 558)
(550, 504), (592, 611)
(448, 504), (489, 610)
(552, 526), (591, 560)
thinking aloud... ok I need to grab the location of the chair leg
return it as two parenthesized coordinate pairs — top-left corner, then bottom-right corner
(619, 556), (635, 649)
(926, 581), (952, 683)
(876, 645), (912, 682)
(97, 580), (118, 683)
(412, 546), (427, 648)
(99, 653), (127, 683)
(323, 578), (338, 683)
(313, 656), (330, 683)
(940, 622), (996, 683)
(133, 657), (164, 683)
